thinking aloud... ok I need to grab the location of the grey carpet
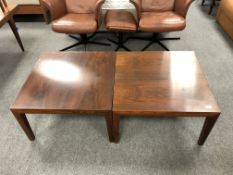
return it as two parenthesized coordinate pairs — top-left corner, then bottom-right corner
(0, 1), (233, 175)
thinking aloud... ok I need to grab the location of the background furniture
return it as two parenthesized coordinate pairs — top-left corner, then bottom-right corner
(42, 0), (110, 51)
(6, 0), (48, 22)
(129, 0), (194, 51)
(216, 0), (233, 40)
(113, 51), (220, 145)
(202, 0), (221, 15)
(0, 0), (24, 51)
(105, 10), (137, 51)
(10, 52), (116, 142)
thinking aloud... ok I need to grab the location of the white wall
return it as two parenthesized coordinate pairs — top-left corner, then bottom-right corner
(102, 0), (134, 9)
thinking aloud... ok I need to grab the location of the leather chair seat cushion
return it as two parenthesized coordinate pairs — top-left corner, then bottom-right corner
(52, 14), (97, 34)
(105, 10), (137, 32)
(139, 11), (185, 32)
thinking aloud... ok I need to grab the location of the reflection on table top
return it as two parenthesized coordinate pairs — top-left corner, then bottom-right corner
(113, 51), (220, 116)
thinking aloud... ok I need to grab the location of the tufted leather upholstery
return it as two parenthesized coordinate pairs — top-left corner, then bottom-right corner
(130, 0), (193, 32)
(42, 0), (104, 34)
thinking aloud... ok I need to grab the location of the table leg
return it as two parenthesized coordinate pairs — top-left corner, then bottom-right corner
(198, 115), (219, 145)
(11, 110), (35, 141)
(105, 112), (114, 142)
(113, 113), (120, 143)
(8, 18), (25, 52)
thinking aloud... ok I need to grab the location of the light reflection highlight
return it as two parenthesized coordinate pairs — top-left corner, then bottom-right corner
(205, 105), (213, 109)
(55, 21), (75, 26)
(170, 52), (197, 87)
(37, 60), (82, 82)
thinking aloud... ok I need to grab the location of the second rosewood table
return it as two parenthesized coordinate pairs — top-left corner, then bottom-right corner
(10, 52), (116, 142)
(113, 51), (221, 145)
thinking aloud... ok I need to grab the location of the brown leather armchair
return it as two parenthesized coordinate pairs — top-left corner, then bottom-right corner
(42, 0), (109, 51)
(129, 0), (194, 51)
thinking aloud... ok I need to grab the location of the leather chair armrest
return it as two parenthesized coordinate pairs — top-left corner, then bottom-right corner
(218, 0), (233, 21)
(94, 0), (105, 26)
(41, 0), (66, 21)
(174, 0), (194, 18)
(95, 0), (105, 10)
(130, 0), (141, 19)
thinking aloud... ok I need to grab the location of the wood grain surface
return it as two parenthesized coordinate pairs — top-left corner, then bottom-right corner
(113, 51), (220, 116)
(11, 52), (116, 114)
(10, 51), (221, 144)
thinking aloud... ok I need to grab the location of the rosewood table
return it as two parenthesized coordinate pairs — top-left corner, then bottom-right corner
(113, 51), (221, 145)
(11, 51), (221, 145)
(10, 52), (116, 142)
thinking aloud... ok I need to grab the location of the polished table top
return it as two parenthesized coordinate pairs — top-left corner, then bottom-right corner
(11, 51), (220, 116)
(113, 51), (220, 116)
(11, 52), (116, 113)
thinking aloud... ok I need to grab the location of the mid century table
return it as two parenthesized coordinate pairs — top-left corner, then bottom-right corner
(11, 51), (220, 145)
(10, 52), (116, 142)
(113, 51), (221, 145)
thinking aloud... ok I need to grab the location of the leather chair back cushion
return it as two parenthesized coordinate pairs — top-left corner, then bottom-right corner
(65, 0), (98, 13)
(142, 0), (175, 12)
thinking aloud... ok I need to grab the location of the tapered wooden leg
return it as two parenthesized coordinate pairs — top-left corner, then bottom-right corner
(40, 2), (49, 24)
(105, 112), (114, 142)
(42, 11), (49, 24)
(11, 111), (35, 140)
(113, 113), (120, 143)
(198, 115), (219, 145)
(8, 18), (25, 52)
